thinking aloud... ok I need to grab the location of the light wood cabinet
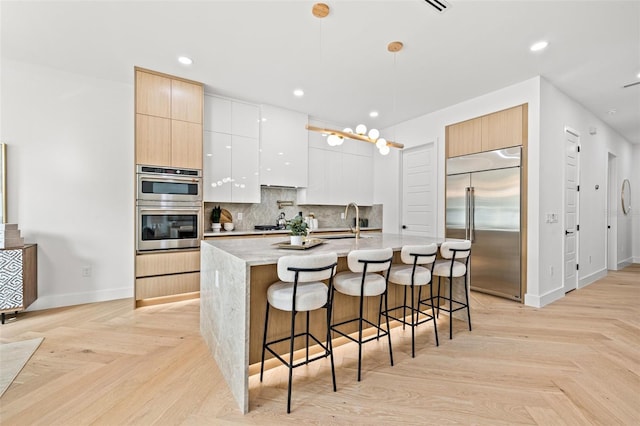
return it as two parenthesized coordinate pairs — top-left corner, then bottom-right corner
(481, 105), (525, 152)
(135, 114), (171, 166)
(446, 104), (527, 158)
(135, 250), (200, 305)
(446, 117), (482, 157)
(136, 72), (171, 118)
(171, 79), (203, 124)
(135, 67), (203, 169)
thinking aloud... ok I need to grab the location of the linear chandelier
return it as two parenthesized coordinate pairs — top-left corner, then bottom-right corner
(306, 124), (404, 155)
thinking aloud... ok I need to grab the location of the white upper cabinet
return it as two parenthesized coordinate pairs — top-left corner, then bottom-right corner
(232, 102), (259, 139)
(204, 96), (231, 133)
(298, 119), (374, 206)
(203, 94), (260, 203)
(260, 105), (308, 188)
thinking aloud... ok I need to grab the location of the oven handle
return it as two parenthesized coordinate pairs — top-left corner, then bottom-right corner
(138, 174), (201, 184)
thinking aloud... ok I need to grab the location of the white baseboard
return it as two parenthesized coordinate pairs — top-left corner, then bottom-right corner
(26, 287), (132, 311)
(618, 257), (633, 270)
(578, 268), (607, 289)
(524, 286), (565, 308)
(634, 257), (640, 264)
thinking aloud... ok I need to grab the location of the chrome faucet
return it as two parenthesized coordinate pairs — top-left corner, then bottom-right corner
(345, 202), (360, 239)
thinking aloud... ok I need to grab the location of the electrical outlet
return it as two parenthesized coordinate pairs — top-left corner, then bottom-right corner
(81, 266), (91, 277)
(237, 212), (243, 220)
(340, 212), (345, 220)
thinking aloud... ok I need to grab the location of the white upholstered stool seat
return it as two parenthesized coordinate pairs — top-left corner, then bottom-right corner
(331, 248), (394, 381)
(267, 281), (328, 312)
(431, 240), (472, 340)
(432, 260), (467, 278)
(334, 272), (386, 297)
(388, 264), (431, 286)
(385, 244), (439, 357)
(260, 252), (338, 413)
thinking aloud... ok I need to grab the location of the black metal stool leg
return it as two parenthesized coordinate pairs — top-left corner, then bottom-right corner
(449, 276), (453, 339)
(410, 284), (416, 357)
(287, 309), (297, 414)
(306, 311), (310, 363)
(260, 302), (270, 381)
(430, 281), (439, 346)
(384, 291), (394, 366)
(357, 294), (364, 382)
(402, 286), (407, 330)
(464, 274), (472, 331)
(436, 277), (442, 318)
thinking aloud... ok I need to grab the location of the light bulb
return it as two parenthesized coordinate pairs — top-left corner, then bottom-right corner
(335, 136), (344, 146)
(327, 134), (341, 146)
(355, 124), (367, 135)
(368, 129), (380, 140)
(343, 127), (353, 133)
(376, 138), (387, 149)
(379, 145), (390, 156)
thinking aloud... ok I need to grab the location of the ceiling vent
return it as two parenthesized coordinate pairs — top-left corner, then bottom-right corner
(421, 0), (451, 13)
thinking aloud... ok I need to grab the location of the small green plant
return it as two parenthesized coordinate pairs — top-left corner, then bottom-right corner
(286, 215), (308, 236)
(211, 205), (222, 223)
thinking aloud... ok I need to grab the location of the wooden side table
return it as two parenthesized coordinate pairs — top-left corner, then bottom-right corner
(0, 244), (37, 324)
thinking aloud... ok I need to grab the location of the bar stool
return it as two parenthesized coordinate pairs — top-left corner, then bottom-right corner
(431, 241), (472, 339)
(330, 248), (394, 381)
(384, 244), (439, 357)
(260, 252), (338, 413)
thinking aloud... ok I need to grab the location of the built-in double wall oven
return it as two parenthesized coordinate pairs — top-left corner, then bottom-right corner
(136, 165), (202, 252)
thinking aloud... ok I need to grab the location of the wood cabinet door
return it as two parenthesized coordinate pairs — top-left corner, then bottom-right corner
(172, 120), (203, 169)
(136, 114), (171, 166)
(446, 117), (482, 157)
(136, 71), (171, 118)
(171, 80), (203, 124)
(481, 105), (523, 151)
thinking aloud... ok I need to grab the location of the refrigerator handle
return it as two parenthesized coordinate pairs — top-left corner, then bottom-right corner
(469, 187), (475, 242)
(465, 187), (470, 240)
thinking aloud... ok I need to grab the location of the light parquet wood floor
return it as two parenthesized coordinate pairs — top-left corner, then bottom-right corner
(1, 265), (638, 425)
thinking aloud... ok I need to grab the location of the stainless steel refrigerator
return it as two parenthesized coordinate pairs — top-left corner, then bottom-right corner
(446, 147), (521, 301)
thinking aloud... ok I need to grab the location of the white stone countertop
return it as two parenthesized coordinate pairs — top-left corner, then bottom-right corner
(202, 227), (382, 238)
(201, 233), (447, 266)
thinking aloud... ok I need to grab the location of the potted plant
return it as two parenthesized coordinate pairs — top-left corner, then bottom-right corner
(211, 205), (222, 232)
(286, 215), (308, 245)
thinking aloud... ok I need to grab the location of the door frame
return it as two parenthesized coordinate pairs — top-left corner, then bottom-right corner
(563, 126), (580, 293)
(607, 153), (617, 270)
(400, 141), (437, 237)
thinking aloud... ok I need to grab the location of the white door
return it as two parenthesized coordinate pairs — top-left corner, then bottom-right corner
(564, 128), (580, 292)
(607, 153), (617, 270)
(401, 143), (437, 236)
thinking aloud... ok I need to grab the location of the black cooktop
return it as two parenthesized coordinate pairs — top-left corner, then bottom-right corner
(254, 225), (284, 231)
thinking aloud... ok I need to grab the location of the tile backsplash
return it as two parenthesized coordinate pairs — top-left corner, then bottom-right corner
(204, 187), (382, 231)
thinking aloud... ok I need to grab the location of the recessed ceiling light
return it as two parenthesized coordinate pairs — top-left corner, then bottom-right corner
(530, 41), (548, 52)
(178, 56), (193, 65)
(369, 111), (379, 118)
(293, 89), (304, 97)
(637, 72), (640, 79)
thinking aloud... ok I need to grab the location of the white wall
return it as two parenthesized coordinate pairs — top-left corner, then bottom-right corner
(373, 75), (636, 308)
(1, 60), (134, 310)
(540, 79), (634, 287)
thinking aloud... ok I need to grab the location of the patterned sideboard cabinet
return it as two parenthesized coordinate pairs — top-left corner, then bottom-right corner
(0, 244), (37, 324)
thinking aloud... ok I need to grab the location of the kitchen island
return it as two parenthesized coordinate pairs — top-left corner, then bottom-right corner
(200, 233), (462, 413)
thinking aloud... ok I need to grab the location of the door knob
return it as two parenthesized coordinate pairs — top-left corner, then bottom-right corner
(565, 230), (574, 235)
(402, 225), (407, 229)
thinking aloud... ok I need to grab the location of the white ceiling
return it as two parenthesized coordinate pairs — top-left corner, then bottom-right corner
(2, 0), (639, 144)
